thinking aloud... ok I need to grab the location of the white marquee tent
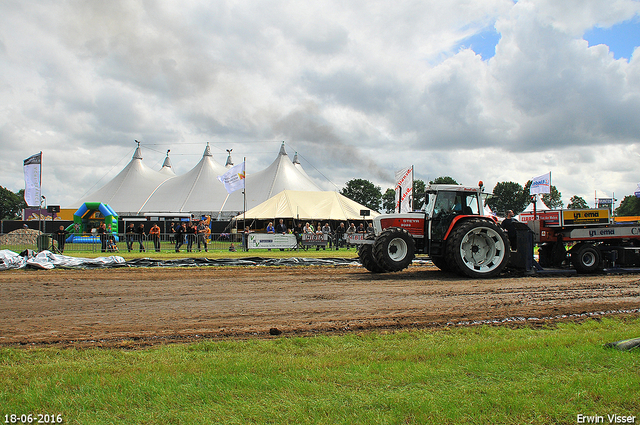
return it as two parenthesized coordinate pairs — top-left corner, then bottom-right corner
(67, 142), (326, 218)
(516, 198), (551, 220)
(67, 145), (174, 215)
(159, 150), (176, 177)
(139, 143), (232, 214)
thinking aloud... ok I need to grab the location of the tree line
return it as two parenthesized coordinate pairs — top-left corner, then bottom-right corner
(0, 186), (27, 220)
(339, 178), (640, 217)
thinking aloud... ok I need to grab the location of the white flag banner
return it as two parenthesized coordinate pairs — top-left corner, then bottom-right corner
(218, 161), (246, 194)
(395, 166), (413, 213)
(23, 152), (42, 207)
(530, 172), (551, 195)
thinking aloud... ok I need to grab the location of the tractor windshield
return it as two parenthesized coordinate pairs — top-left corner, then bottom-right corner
(433, 191), (480, 217)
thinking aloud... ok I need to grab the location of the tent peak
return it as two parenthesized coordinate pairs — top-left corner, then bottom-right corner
(133, 140), (143, 160)
(203, 142), (212, 157)
(225, 149), (234, 167)
(278, 142), (287, 156)
(293, 152), (300, 164)
(161, 150), (172, 169)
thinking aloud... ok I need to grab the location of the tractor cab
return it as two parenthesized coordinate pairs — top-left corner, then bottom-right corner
(424, 183), (489, 256)
(424, 184), (484, 218)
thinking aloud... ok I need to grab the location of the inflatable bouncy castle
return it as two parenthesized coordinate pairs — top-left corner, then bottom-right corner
(67, 202), (119, 243)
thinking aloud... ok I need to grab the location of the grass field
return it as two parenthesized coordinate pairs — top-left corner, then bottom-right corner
(1, 317), (639, 424)
(1, 241), (362, 260)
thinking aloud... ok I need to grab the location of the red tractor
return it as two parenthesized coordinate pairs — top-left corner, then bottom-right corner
(356, 182), (511, 278)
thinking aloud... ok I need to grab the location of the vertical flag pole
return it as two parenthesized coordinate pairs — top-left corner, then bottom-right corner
(612, 192), (615, 216)
(243, 157), (246, 232)
(395, 183), (399, 213)
(410, 165), (414, 211)
(38, 151), (43, 236)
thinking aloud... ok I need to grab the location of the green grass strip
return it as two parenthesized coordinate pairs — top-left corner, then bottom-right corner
(1, 317), (639, 424)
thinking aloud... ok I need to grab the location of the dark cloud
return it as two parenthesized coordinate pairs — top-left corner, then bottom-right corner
(273, 104), (393, 183)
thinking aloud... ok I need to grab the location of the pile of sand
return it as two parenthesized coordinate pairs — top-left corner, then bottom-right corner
(0, 228), (42, 246)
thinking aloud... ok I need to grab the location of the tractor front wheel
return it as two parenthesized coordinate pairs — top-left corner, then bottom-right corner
(373, 228), (415, 272)
(445, 219), (510, 278)
(358, 242), (387, 273)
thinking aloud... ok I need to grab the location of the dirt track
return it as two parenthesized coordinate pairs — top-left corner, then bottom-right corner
(1, 264), (639, 347)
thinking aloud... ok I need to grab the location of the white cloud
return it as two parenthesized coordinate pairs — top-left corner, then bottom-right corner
(1, 0), (639, 210)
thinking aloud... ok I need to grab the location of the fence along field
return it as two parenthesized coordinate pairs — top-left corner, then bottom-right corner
(0, 229), (244, 254)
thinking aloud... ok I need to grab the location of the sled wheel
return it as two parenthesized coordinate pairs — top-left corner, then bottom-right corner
(373, 227), (415, 272)
(445, 219), (510, 278)
(570, 243), (602, 274)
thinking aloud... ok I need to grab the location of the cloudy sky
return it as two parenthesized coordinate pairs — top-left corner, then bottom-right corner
(2, 0), (640, 209)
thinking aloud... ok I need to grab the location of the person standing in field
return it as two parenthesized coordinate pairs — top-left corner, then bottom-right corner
(136, 223), (146, 252)
(149, 223), (161, 252)
(54, 225), (69, 253)
(174, 222), (186, 252)
(126, 223), (135, 252)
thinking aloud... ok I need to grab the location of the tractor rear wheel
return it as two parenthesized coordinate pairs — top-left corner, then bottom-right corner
(358, 242), (387, 273)
(373, 227), (415, 272)
(445, 219), (510, 278)
(570, 243), (602, 274)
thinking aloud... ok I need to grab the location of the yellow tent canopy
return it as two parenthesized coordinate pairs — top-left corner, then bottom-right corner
(235, 190), (380, 221)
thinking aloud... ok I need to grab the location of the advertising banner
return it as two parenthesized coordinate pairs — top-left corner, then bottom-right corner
(597, 197), (614, 213)
(23, 152), (42, 207)
(24, 208), (63, 221)
(302, 233), (328, 246)
(518, 211), (560, 226)
(346, 233), (369, 245)
(565, 225), (640, 240)
(247, 233), (297, 249)
(395, 166), (413, 213)
(562, 209), (610, 226)
(530, 172), (551, 195)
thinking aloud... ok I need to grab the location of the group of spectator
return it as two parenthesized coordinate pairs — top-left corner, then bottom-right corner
(170, 218), (211, 253)
(93, 219), (215, 254)
(49, 216), (375, 254)
(258, 218), (372, 250)
(57, 217), (214, 254)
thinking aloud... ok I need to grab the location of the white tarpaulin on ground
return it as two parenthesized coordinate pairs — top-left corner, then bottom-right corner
(0, 250), (125, 271)
(236, 190), (380, 221)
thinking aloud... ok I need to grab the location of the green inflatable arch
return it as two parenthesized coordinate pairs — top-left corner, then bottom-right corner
(66, 202), (119, 243)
